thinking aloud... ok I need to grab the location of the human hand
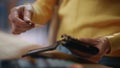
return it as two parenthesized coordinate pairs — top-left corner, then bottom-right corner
(71, 37), (111, 63)
(9, 4), (34, 34)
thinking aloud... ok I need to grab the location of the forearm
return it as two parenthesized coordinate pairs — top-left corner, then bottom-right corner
(0, 32), (43, 60)
(31, 0), (57, 24)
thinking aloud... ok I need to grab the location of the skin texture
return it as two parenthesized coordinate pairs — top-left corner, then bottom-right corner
(9, 4), (34, 34)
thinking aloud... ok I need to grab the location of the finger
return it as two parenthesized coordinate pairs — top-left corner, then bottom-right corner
(12, 27), (24, 34)
(8, 14), (14, 28)
(12, 29), (28, 34)
(11, 23), (27, 34)
(10, 7), (25, 24)
(13, 11), (25, 25)
(11, 23), (16, 34)
(12, 26), (30, 34)
(11, 20), (33, 34)
(8, 15), (18, 34)
(10, 17), (26, 34)
(24, 4), (34, 27)
(79, 38), (98, 45)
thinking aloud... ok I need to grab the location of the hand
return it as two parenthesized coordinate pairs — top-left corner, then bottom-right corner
(9, 4), (35, 34)
(71, 37), (111, 63)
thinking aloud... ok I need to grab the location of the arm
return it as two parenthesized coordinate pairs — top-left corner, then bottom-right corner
(0, 31), (42, 60)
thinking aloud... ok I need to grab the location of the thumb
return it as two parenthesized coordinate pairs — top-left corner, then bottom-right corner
(24, 4), (34, 26)
(79, 38), (97, 45)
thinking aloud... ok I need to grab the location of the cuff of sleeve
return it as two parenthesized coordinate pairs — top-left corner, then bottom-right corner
(31, 3), (48, 24)
(105, 33), (120, 53)
(31, 3), (42, 24)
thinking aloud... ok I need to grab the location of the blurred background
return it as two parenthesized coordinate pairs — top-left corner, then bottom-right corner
(0, 0), (49, 46)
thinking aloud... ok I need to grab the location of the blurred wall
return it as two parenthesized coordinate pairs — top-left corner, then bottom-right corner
(0, 0), (10, 32)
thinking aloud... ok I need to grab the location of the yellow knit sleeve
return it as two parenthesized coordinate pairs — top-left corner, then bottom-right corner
(106, 33), (120, 54)
(31, 0), (57, 24)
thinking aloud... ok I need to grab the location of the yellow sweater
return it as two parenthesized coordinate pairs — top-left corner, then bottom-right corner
(32, 0), (120, 57)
